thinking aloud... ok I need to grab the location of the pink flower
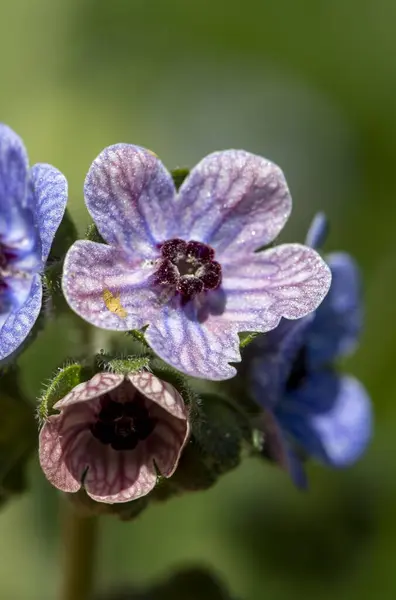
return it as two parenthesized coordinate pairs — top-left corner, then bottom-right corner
(39, 371), (190, 503)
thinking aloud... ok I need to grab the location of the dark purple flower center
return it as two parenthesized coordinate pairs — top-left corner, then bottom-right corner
(91, 393), (156, 451)
(286, 347), (308, 391)
(156, 239), (222, 302)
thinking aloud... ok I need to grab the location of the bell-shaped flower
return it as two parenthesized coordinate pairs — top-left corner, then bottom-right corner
(62, 145), (331, 380)
(39, 371), (190, 503)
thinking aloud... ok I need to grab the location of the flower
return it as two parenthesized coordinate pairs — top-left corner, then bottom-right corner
(39, 371), (190, 503)
(62, 145), (331, 380)
(0, 124), (67, 360)
(249, 213), (372, 487)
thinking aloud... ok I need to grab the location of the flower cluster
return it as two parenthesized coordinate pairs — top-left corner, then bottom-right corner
(248, 214), (372, 487)
(0, 123), (371, 505)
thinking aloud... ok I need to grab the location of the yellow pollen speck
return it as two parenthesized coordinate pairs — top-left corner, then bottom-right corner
(103, 289), (128, 319)
(147, 149), (158, 157)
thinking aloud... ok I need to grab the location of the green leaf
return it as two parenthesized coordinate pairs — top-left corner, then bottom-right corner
(93, 566), (237, 600)
(0, 369), (37, 507)
(170, 392), (252, 493)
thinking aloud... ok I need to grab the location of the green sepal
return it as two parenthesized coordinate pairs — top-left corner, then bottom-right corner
(171, 167), (190, 190)
(48, 209), (78, 263)
(37, 362), (92, 424)
(85, 222), (105, 244)
(95, 352), (151, 376)
(126, 328), (152, 351)
(239, 331), (260, 348)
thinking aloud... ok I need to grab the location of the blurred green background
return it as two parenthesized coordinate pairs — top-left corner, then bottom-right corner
(1, 0), (395, 598)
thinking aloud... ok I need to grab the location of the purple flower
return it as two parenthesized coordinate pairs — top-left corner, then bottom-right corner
(39, 371), (190, 503)
(62, 145), (331, 380)
(0, 124), (67, 360)
(249, 214), (372, 487)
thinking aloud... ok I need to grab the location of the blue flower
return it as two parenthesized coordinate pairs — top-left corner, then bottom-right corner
(0, 124), (67, 360)
(62, 145), (331, 380)
(249, 213), (372, 487)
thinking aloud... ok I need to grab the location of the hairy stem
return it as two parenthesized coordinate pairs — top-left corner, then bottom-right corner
(61, 500), (99, 600)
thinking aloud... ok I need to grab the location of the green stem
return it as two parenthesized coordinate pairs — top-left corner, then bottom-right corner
(61, 501), (99, 600)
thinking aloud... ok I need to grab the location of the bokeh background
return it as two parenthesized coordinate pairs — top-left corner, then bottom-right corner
(1, 1), (395, 598)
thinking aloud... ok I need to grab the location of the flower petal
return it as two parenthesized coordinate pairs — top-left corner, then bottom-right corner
(175, 150), (292, 256)
(62, 240), (159, 331)
(259, 411), (307, 489)
(306, 252), (362, 368)
(0, 125), (40, 263)
(276, 371), (372, 467)
(54, 372), (124, 409)
(39, 402), (96, 494)
(83, 440), (158, 503)
(146, 417), (189, 478)
(0, 124), (28, 228)
(128, 371), (188, 420)
(145, 302), (241, 380)
(129, 371), (190, 476)
(249, 315), (314, 410)
(305, 212), (328, 249)
(29, 163), (68, 262)
(0, 273), (42, 360)
(84, 144), (176, 258)
(222, 243), (332, 331)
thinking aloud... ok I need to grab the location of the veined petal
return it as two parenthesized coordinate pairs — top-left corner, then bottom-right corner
(249, 315), (313, 410)
(305, 212), (328, 249)
(129, 371), (190, 476)
(146, 302), (241, 380)
(276, 372), (372, 467)
(175, 150), (292, 256)
(0, 273), (42, 360)
(0, 124), (28, 233)
(39, 402), (96, 494)
(306, 252), (362, 368)
(54, 372), (124, 409)
(62, 240), (159, 331)
(0, 125), (40, 262)
(84, 144), (176, 258)
(83, 441), (158, 503)
(128, 371), (188, 420)
(222, 244), (331, 331)
(29, 163), (68, 263)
